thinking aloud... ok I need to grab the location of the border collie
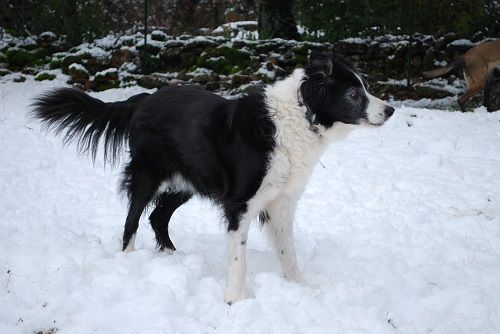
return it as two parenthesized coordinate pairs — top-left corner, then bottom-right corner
(32, 51), (394, 304)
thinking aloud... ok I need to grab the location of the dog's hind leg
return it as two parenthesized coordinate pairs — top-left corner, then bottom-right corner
(224, 204), (251, 305)
(484, 68), (498, 112)
(121, 162), (159, 252)
(264, 195), (306, 285)
(149, 192), (192, 252)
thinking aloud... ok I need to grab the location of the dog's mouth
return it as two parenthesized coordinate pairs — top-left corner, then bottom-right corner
(360, 118), (385, 127)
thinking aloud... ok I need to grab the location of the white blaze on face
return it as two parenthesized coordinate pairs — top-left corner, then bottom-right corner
(351, 70), (391, 125)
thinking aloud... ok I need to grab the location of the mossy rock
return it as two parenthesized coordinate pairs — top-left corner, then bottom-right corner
(49, 57), (62, 69)
(111, 48), (136, 68)
(93, 68), (120, 91)
(13, 75), (26, 82)
(136, 42), (162, 55)
(230, 73), (251, 86)
(224, 64), (242, 75)
(0, 68), (12, 76)
(196, 55), (226, 73)
(5, 48), (37, 68)
(68, 63), (90, 85)
(35, 72), (56, 81)
(22, 67), (38, 75)
(38, 31), (57, 45)
(183, 38), (218, 51)
(215, 46), (252, 65)
(0, 52), (7, 63)
(151, 30), (169, 42)
(199, 46), (255, 74)
(93, 81), (120, 91)
(61, 55), (84, 73)
(137, 74), (171, 89)
(31, 48), (51, 65)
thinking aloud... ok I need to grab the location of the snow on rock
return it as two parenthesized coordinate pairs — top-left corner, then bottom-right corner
(68, 63), (89, 74)
(1, 79), (500, 334)
(449, 39), (474, 47)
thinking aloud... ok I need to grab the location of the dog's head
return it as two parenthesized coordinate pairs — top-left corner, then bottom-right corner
(300, 51), (394, 128)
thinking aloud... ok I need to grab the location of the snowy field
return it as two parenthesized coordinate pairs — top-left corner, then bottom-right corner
(1, 77), (500, 334)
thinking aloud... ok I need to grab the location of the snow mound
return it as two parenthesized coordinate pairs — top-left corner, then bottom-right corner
(1, 79), (500, 334)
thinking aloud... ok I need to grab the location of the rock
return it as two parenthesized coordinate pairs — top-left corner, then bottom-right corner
(197, 55), (226, 73)
(38, 31), (57, 45)
(119, 62), (139, 74)
(151, 30), (169, 42)
(21, 67), (38, 75)
(13, 75), (26, 82)
(61, 54), (84, 73)
(205, 81), (220, 91)
(189, 68), (219, 84)
(137, 73), (186, 89)
(111, 48), (136, 68)
(337, 40), (368, 55)
(68, 63), (90, 85)
(0, 68), (12, 76)
(136, 39), (164, 54)
(5, 48), (36, 68)
(231, 73), (251, 86)
(370, 81), (454, 101)
(93, 68), (119, 91)
(35, 72), (56, 81)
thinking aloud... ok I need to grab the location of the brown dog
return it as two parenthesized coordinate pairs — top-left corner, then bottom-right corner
(423, 40), (500, 112)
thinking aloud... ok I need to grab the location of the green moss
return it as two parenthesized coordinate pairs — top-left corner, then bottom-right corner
(31, 48), (51, 65)
(94, 81), (120, 91)
(224, 65), (241, 75)
(0, 52), (7, 63)
(217, 46), (251, 66)
(49, 57), (62, 69)
(196, 55), (226, 73)
(6, 48), (36, 67)
(35, 72), (56, 81)
(197, 46), (254, 75)
(61, 55), (83, 73)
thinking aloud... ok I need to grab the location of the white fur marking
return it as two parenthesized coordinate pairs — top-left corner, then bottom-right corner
(351, 70), (389, 125)
(157, 173), (195, 194)
(224, 219), (251, 304)
(123, 233), (136, 253)
(223, 70), (358, 301)
(265, 195), (306, 284)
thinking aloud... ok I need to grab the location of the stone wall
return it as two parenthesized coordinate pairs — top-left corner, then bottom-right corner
(0, 28), (497, 102)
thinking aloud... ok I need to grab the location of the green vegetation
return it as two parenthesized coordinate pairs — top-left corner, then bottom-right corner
(294, 0), (499, 41)
(34, 72), (56, 81)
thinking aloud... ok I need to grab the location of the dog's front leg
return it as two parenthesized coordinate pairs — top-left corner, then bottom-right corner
(224, 218), (250, 304)
(265, 195), (306, 285)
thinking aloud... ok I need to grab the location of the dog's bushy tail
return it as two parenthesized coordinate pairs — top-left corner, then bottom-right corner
(31, 88), (150, 164)
(423, 56), (465, 79)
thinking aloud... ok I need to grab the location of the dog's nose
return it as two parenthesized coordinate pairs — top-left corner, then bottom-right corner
(384, 106), (395, 117)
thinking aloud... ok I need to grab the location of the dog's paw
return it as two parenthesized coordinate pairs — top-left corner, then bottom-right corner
(122, 234), (136, 253)
(224, 288), (246, 305)
(284, 271), (307, 286)
(122, 243), (135, 253)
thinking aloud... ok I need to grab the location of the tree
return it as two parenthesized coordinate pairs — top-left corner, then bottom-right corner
(257, 0), (300, 40)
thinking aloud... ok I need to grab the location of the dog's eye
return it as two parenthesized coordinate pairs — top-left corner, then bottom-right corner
(349, 90), (360, 99)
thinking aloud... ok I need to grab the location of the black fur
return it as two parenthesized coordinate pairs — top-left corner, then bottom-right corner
(31, 88), (150, 164)
(32, 52), (392, 253)
(301, 51), (369, 128)
(32, 85), (276, 251)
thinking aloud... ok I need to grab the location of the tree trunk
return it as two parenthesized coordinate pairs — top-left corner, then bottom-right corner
(257, 0), (300, 40)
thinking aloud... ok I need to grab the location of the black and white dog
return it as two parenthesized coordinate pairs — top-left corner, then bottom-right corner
(32, 52), (394, 304)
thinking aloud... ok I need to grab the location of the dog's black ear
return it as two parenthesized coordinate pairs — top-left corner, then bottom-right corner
(305, 51), (333, 78)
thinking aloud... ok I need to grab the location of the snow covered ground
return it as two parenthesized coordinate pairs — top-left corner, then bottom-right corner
(1, 77), (500, 334)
